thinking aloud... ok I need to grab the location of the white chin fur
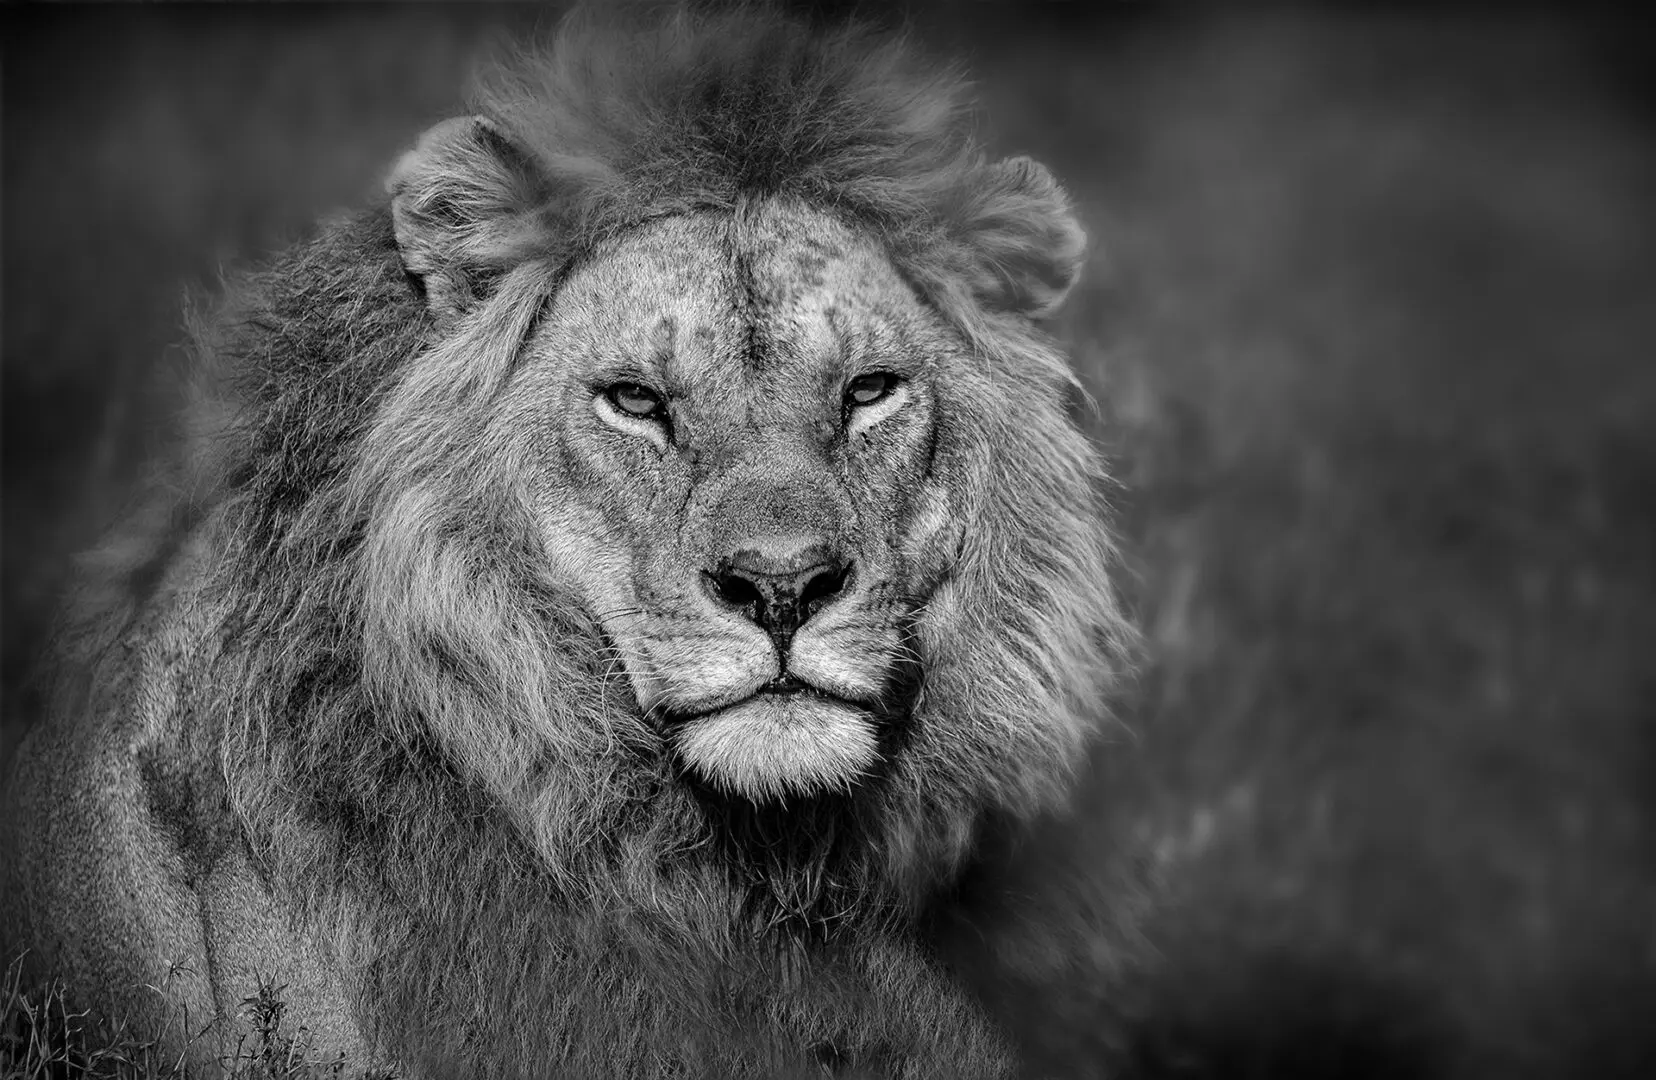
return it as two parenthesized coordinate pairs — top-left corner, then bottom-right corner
(674, 696), (879, 801)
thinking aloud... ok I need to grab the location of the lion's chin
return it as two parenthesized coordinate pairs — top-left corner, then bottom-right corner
(673, 694), (879, 802)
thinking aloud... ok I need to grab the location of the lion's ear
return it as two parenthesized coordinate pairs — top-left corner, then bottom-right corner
(387, 115), (552, 326)
(956, 156), (1087, 320)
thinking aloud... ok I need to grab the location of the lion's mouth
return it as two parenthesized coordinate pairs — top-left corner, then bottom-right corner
(669, 682), (881, 802)
(670, 672), (871, 722)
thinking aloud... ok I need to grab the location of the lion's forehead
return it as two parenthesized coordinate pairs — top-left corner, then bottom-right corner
(553, 203), (931, 401)
(555, 216), (739, 365)
(738, 199), (912, 309)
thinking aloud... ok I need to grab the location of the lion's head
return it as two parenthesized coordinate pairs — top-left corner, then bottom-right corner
(196, 8), (1130, 953)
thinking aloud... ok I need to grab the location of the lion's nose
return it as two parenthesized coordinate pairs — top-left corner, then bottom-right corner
(704, 552), (852, 652)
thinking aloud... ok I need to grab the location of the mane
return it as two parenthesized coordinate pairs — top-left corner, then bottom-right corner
(55, 6), (1135, 1073)
(400, 3), (1085, 381)
(475, 6), (972, 250)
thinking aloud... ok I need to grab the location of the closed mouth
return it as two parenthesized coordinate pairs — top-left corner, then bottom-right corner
(668, 683), (884, 801)
(665, 676), (869, 728)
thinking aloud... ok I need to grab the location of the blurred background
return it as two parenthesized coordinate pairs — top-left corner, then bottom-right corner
(4, 3), (1652, 1078)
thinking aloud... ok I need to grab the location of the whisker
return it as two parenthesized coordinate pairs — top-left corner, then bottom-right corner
(588, 606), (649, 622)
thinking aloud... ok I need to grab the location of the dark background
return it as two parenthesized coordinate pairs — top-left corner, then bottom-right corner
(4, 4), (1653, 1078)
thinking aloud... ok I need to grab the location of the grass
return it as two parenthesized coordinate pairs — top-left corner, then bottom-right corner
(3, 6), (1652, 1079)
(1, 957), (393, 1080)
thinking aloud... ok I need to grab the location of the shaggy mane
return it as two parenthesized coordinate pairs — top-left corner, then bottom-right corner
(394, 3), (1086, 375)
(478, 6), (973, 252)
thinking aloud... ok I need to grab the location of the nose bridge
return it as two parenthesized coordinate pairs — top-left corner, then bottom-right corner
(699, 446), (857, 652)
(707, 452), (850, 565)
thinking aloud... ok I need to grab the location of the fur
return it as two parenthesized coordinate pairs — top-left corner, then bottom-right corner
(9, 7), (1135, 1077)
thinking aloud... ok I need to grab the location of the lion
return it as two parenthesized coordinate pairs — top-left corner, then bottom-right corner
(1, 8), (1133, 1077)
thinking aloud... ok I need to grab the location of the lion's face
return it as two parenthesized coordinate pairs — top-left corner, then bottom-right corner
(373, 94), (1127, 867)
(492, 202), (965, 801)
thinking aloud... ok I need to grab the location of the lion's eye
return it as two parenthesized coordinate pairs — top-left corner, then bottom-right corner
(845, 372), (899, 408)
(605, 382), (665, 420)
